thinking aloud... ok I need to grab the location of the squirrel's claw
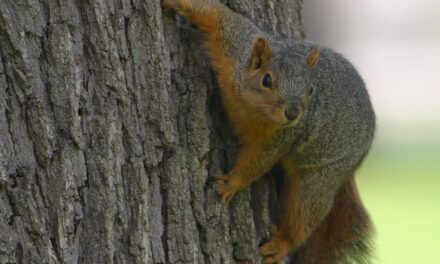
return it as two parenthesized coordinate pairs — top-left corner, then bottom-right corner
(215, 175), (229, 181)
(260, 240), (288, 264)
(260, 226), (293, 264)
(215, 174), (240, 203)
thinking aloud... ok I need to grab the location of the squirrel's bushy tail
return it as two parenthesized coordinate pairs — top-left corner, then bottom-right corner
(290, 177), (374, 264)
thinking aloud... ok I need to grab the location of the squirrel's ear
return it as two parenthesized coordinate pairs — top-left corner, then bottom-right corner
(250, 36), (272, 69)
(306, 48), (320, 70)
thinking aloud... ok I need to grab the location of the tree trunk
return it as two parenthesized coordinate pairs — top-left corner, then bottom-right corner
(0, 0), (304, 263)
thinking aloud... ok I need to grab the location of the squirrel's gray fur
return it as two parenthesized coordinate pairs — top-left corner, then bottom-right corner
(220, 1), (375, 188)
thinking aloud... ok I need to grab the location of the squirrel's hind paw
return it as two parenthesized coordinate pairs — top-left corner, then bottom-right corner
(260, 227), (293, 264)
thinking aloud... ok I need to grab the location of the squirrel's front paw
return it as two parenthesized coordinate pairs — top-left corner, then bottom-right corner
(215, 174), (243, 203)
(260, 226), (294, 264)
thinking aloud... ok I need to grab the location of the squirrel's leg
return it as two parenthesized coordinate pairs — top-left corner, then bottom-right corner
(260, 163), (348, 263)
(164, 0), (261, 73)
(290, 177), (373, 264)
(217, 141), (288, 203)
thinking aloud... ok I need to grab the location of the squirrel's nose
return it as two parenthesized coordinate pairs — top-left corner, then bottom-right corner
(285, 104), (301, 121)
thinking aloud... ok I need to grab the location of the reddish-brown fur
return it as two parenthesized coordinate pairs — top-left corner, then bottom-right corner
(259, 160), (311, 263)
(168, 1), (279, 144)
(290, 177), (373, 264)
(166, 1), (282, 202)
(261, 169), (372, 264)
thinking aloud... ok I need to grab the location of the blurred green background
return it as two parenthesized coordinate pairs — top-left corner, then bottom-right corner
(304, 0), (440, 263)
(357, 123), (440, 263)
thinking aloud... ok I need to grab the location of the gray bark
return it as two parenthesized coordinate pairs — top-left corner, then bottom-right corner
(0, 0), (304, 263)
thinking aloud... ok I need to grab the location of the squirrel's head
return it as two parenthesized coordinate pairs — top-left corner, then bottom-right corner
(239, 36), (319, 127)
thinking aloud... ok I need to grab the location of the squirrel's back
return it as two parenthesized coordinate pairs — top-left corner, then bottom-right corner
(291, 42), (375, 174)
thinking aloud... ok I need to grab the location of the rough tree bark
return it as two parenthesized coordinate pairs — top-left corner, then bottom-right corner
(0, 0), (304, 263)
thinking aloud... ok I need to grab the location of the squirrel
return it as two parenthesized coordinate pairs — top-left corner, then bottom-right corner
(164, 0), (375, 263)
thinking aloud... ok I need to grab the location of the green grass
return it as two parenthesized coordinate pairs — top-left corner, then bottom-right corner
(357, 134), (440, 264)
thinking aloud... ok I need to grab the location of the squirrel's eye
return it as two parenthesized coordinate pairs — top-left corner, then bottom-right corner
(262, 73), (273, 89)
